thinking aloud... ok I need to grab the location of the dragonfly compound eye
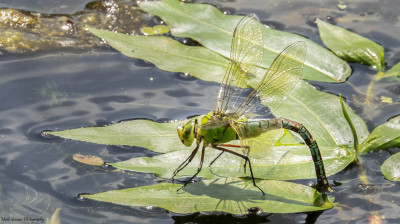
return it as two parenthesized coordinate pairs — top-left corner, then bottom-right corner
(177, 120), (195, 147)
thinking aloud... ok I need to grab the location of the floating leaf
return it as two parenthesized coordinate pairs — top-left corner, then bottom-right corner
(138, 0), (350, 82)
(83, 178), (336, 214)
(112, 144), (354, 181)
(381, 152), (400, 181)
(384, 61), (400, 78)
(73, 154), (104, 166)
(380, 96), (393, 104)
(275, 81), (369, 147)
(359, 115), (400, 154)
(46, 120), (188, 153)
(140, 25), (170, 35)
(317, 18), (385, 71)
(47, 81), (368, 153)
(88, 26), (228, 84)
(46, 208), (61, 224)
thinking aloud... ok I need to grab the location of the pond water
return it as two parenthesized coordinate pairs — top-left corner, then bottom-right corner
(0, 0), (399, 223)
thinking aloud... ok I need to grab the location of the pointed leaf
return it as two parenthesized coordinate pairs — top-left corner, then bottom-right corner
(46, 120), (188, 153)
(384, 61), (400, 78)
(359, 115), (400, 154)
(317, 18), (385, 71)
(340, 94), (359, 151)
(381, 152), (400, 181)
(112, 144), (354, 180)
(275, 81), (369, 147)
(88, 26), (228, 84)
(138, 0), (351, 82)
(83, 177), (336, 214)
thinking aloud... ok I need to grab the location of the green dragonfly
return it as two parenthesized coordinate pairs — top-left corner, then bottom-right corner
(174, 14), (332, 196)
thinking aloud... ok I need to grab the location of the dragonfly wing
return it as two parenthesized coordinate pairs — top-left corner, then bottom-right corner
(216, 14), (263, 114)
(234, 41), (307, 116)
(229, 120), (249, 155)
(231, 117), (284, 159)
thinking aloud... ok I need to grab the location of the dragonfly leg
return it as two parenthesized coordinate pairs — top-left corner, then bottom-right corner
(208, 144), (241, 167)
(281, 118), (332, 193)
(177, 145), (206, 191)
(208, 151), (224, 167)
(213, 146), (266, 197)
(172, 142), (200, 181)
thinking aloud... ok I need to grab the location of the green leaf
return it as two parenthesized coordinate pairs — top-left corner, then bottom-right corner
(140, 25), (170, 35)
(83, 178), (336, 214)
(339, 93), (359, 152)
(112, 144), (354, 180)
(47, 82), (369, 151)
(87, 26), (228, 84)
(359, 115), (400, 154)
(316, 18), (385, 71)
(46, 120), (188, 153)
(384, 61), (400, 78)
(275, 81), (369, 147)
(138, 0), (351, 82)
(381, 152), (400, 181)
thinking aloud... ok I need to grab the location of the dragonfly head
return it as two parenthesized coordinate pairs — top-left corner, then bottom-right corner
(177, 119), (196, 147)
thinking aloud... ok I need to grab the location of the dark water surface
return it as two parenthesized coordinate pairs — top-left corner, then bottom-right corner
(0, 0), (399, 223)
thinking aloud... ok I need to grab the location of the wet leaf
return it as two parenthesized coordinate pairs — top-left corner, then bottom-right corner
(381, 152), (400, 181)
(359, 115), (400, 154)
(112, 145), (354, 181)
(73, 154), (104, 166)
(46, 208), (61, 224)
(340, 94), (359, 152)
(140, 25), (170, 35)
(317, 18), (385, 71)
(137, 0), (350, 83)
(88, 26), (228, 84)
(380, 96), (393, 104)
(275, 81), (369, 147)
(47, 82), (368, 153)
(384, 61), (400, 78)
(83, 177), (336, 214)
(46, 120), (188, 153)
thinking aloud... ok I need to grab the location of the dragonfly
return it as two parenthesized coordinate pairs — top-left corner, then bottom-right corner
(174, 14), (332, 196)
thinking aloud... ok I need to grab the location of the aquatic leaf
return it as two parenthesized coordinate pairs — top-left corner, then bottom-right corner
(384, 61), (400, 78)
(275, 81), (369, 147)
(380, 96), (393, 104)
(381, 152), (400, 181)
(88, 26), (228, 84)
(83, 177), (336, 214)
(46, 120), (188, 153)
(73, 154), (104, 166)
(339, 94), (359, 152)
(359, 115), (400, 154)
(138, 0), (350, 82)
(46, 208), (61, 224)
(112, 144), (354, 180)
(316, 18), (385, 71)
(140, 25), (170, 35)
(47, 81), (369, 153)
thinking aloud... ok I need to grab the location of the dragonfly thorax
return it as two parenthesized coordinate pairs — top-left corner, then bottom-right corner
(199, 111), (237, 145)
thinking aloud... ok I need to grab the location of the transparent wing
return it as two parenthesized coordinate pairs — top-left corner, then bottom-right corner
(234, 41), (307, 116)
(215, 14), (263, 115)
(231, 117), (283, 159)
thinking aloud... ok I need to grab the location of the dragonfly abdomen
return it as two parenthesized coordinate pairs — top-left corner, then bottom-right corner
(281, 118), (332, 193)
(243, 118), (282, 138)
(243, 117), (331, 193)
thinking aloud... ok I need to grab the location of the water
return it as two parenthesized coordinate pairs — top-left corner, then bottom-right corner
(0, 0), (399, 223)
